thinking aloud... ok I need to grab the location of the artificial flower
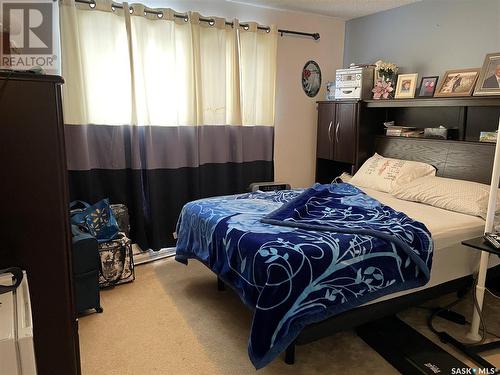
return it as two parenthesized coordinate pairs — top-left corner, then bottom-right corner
(372, 79), (394, 99)
(375, 60), (398, 76)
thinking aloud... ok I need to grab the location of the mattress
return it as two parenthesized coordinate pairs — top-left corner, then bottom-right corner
(358, 186), (499, 304)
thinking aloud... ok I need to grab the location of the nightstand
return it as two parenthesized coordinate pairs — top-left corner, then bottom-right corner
(462, 236), (500, 257)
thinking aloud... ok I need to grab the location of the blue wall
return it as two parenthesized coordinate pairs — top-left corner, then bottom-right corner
(344, 0), (500, 77)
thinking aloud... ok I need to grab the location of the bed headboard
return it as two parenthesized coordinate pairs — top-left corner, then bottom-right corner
(374, 136), (496, 184)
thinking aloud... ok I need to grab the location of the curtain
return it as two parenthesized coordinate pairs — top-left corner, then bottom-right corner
(129, 8), (241, 125)
(60, 0), (132, 125)
(239, 22), (277, 126)
(60, 0), (276, 250)
(60, 0), (277, 126)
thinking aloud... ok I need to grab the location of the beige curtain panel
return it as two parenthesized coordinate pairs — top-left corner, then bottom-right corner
(60, 0), (278, 127)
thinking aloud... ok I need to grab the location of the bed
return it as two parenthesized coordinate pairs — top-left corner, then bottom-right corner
(175, 136), (500, 368)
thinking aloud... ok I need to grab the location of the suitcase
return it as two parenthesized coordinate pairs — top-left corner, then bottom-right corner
(110, 204), (130, 237)
(71, 225), (102, 314)
(98, 233), (135, 288)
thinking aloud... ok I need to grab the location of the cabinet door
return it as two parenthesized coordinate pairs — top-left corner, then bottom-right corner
(317, 103), (335, 160)
(334, 103), (357, 164)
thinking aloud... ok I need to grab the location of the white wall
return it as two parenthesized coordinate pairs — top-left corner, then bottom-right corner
(141, 0), (346, 188)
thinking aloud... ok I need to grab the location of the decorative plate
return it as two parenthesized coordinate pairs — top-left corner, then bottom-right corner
(302, 60), (321, 98)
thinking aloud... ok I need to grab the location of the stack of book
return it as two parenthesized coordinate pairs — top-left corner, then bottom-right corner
(385, 125), (423, 138)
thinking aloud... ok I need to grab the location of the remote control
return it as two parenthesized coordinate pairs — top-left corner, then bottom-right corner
(484, 232), (500, 249)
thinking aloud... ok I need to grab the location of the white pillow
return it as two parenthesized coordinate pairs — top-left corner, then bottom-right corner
(392, 176), (497, 218)
(350, 153), (436, 193)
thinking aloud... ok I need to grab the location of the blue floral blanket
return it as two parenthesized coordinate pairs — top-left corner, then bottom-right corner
(175, 183), (433, 369)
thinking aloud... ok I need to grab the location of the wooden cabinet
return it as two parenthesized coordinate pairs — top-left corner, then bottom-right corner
(316, 101), (366, 183)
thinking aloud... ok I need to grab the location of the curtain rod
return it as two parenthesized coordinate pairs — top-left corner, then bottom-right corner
(73, 0), (320, 40)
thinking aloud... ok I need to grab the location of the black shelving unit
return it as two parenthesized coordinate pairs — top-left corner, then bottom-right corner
(362, 96), (500, 142)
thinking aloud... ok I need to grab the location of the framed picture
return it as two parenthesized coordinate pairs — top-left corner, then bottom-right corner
(434, 68), (480, 97)
(474, 52), (500, 96)
(325, 81), (335, 100)
(373, 66), (383, 87)
(417, 76), (439, 97)
(395, 73), (418, 99)
(302, 60), (321, 98)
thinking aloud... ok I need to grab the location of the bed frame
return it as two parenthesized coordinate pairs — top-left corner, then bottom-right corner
(277, 136), (497, 363)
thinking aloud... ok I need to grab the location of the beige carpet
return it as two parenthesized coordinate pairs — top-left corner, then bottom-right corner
(79, 258), (500, 374)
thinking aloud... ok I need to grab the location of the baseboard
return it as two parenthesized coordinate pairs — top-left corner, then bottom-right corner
(132, 245), (176, 266)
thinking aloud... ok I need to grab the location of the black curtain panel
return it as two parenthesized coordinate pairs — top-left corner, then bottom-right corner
(64, 125), (274, 250)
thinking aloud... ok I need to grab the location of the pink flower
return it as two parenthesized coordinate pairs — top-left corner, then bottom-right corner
(372, 79), (394, 99)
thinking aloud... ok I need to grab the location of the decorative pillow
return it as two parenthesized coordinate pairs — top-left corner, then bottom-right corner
(349, 153), (436, 193)
(392, 176), (497, 218)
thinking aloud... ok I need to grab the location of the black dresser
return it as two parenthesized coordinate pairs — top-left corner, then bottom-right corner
(0, 73), (80, 375)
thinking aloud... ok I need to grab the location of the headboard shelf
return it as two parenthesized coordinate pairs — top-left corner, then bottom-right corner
(314, 98), (499, 184)
(375, 136), (495, 184)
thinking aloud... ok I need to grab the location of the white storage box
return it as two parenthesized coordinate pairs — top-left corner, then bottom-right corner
(0, 285), (18, 375)
(0, 271), (37, 375)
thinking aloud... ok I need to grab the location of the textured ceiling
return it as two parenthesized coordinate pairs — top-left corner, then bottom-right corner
(228, 0), (421, 20)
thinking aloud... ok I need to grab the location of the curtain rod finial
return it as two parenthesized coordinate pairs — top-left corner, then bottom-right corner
(313, 33), (320, 41)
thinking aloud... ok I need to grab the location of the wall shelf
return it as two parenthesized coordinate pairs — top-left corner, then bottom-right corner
(365, 97), (500, 108)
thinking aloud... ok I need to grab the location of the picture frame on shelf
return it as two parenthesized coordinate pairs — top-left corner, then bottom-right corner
(395, 73), (418, 99)
(325, 81), (336, 100)
(474, 52), (500, 96)
(434, 68), (480, 97)
(480, 131), (498, 143)
(373, 66), (382, 87)
(417, 76), (439, 97)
